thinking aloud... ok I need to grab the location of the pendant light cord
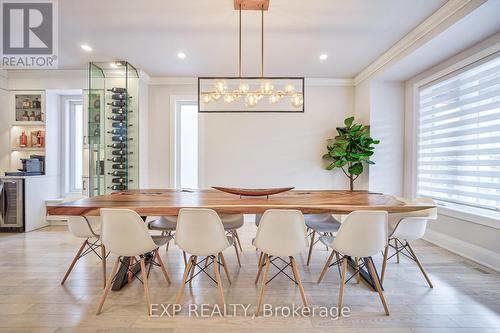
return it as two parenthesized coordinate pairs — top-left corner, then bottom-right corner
(239, 5), (242, 77)
(261, 5), (264, 78)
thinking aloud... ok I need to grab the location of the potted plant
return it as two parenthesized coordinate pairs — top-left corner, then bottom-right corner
(322, 116), (380, 191)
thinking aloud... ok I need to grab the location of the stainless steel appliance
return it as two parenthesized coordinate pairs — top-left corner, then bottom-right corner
(0, 178), (24, 232)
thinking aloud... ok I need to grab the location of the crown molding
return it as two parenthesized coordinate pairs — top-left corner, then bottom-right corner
(149, 76), (354, 86)
(149, 77), (197, 85)
(0, 69), (8, 78)
(139, 70), (151, 84)
(305, 78), (354, 86)
(353, 0), (486, 85)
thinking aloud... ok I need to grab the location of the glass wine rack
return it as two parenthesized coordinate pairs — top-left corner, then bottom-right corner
(87, 61), (139, 196)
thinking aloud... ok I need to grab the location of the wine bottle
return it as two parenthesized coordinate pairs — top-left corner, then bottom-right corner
(112, 163), (126, 169)
(111, 135), (130, 142)
(111, 107), (126, 114)
(107, 156), (126, 162)
(108, 185), (127, 191)
(107, 142), (126, 148)
(112, 178), (127, 184)
(108, 171), (126, 177)
(108, 114), (126, 121)
(112, 122), (132, 128)
(111, 93), (132, 100)
(107, 129), (127, 135)
(107, 100), (126, 107)
(112, 150), (128, 156)
(107, 87), (126, 93)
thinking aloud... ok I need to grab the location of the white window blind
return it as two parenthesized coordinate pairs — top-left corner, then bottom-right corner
(417, 53), (500, 211)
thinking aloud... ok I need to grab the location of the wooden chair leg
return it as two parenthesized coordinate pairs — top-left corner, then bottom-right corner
(166, 232), (171, 251)
(394, 239), (400, 263)
(234, 230), (243, 252)
(61, 239), (87, 285)
(337, 256), (347, 313)
(306, 230), (316, 266)
(317, 249), (335, 283)
(204, 257), (209, 268)
(255, 253), (268, 284)
(366, 257), (389, 315)
(354, 257), (360, 284)
(128, 257), (135, 283)
(155, 249), (171, 284)
(182, 251), (187, 266)
(189, 255), (198, 284)
(380, 244), (389, 285)
(233, 239), (241, 268)
(100, 243), (107, 288)
(290, 257), (309, 308)
(257, 251), (263, 268)
(406, 242), (433, 288)
(175, 255), (193, 305)
(96, 257), (120, 315)
(214, 253), (225, 305)
(219, 252), (232, 284)
(255, 255), (270, 316)
(140, 257), (152, 316)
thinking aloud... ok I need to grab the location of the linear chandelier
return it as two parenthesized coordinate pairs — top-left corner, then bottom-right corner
(198, 0), (304, 112)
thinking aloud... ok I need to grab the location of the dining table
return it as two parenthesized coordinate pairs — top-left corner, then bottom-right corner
(47, 189), (435, 291)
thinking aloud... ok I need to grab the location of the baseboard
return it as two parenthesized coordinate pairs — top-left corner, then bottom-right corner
(424, 229), (500, 272)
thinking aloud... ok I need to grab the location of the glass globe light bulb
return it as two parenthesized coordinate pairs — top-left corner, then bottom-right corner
(284, 83), (295, 94)
(269, 94), (279, 104)
(245, 94), (258, 107)
(239, 82), (250, 94)
(214, 80), (227, 94)
(202, 94), (212, 104)
(223, 94), (234, 103)
(212, 93), (221, 100)
(232, 90), (241, 101)
(290, 94), (303, 108)
(260, 80), (274, 94)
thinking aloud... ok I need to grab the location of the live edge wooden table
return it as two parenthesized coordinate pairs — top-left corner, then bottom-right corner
(47, 189), (434, 291)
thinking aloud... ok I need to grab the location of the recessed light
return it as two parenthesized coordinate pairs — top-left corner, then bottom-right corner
(80, 44), (92, 52)
(319, 53), (328, 61)
(177, 52), (186, 59)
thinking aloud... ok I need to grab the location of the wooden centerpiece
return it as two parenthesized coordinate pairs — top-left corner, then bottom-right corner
(212, 186), (294, 198)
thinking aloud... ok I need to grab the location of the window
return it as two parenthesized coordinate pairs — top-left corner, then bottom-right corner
(417, 53), (500, 211)
(173, 101), (198, 189)
(69, 100), (83, 193)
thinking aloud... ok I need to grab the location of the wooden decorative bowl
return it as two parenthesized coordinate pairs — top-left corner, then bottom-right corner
(212, 186), (294, 197)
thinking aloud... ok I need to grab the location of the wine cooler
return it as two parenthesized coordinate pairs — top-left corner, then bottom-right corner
(86, 61), (139, 196)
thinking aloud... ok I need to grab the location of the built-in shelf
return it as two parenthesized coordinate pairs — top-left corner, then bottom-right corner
(11, 121), (46, 126)
(11, 147), (45, 152)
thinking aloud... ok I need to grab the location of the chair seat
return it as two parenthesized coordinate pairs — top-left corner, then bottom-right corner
(148, 216), (177, 231)
(305, 214), (341, 233)
(319, 235), (335, 248)
(152, 234), (173, 248)
(221, 214), (244, 230)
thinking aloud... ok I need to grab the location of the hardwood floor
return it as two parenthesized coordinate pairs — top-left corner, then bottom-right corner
(1, 221), (500, 332)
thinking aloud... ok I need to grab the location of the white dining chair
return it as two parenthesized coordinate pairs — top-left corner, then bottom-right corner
(221, 214), (244, 267)
(174, 208), (233, 306)
(317, 211), (389, 316)
(253, 209), (309, 316)
(96, 209), (172, 315)
(61, 216), (107, 288)
(381, 198), (437, 288)
(305, 214), (341, 266)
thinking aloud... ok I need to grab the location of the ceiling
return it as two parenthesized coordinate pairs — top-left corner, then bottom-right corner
(57, 0), (448, 77)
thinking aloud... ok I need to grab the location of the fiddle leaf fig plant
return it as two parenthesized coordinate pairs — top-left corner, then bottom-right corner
(322, 116), (380, 191)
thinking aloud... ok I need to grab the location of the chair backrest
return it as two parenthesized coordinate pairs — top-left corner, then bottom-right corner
(332, 211), (388, 258)
(67, 216), (100, 238)
(100, 208), (158, 257)
(254, 209), (308, 257)
(175, 208), (230, 256)
(391, 197), (436, 240)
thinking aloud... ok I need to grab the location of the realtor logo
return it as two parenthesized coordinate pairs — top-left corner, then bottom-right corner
(1, 0), (58, 68)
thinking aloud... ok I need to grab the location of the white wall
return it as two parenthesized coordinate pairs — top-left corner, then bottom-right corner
(147, 82), (354, 189)
(369, 81), (404, 196)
